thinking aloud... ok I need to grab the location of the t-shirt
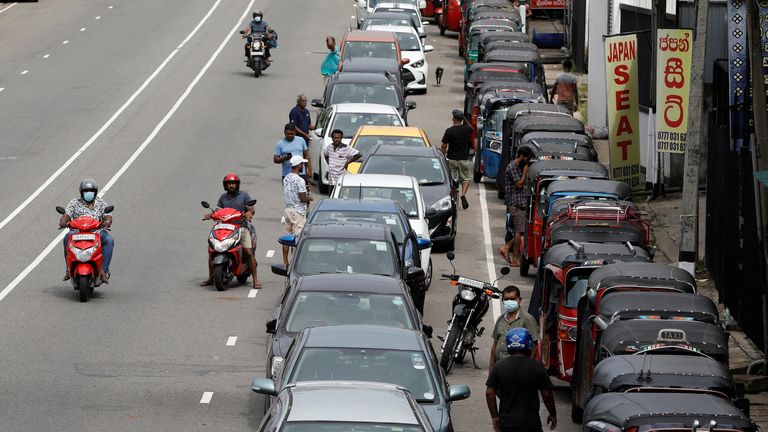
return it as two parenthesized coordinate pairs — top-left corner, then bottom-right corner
(216, 191), (253, 226)
(441, 124), (473, 160)
(283, 173), (307, 216)
(324, 144), (360, 185)
(274, 137), (308, 177)
(553, 72), (578, 103)
(486, 355), (553, 430)
(65, 197), (109, 221)
(492, 311), (540, 361)
(289, 106), (312, 135)
(321, 49), (341, 76)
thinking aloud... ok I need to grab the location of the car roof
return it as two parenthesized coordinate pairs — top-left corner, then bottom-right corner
(370, 145), (441, 157)
(333, 72), (398, 84)
(367, 24), (418, 36)
(543, 241), (651, 267)
(337, 173), (417, 188)
(304, 324), (421, 350)
(344, 30), (398, 42)
(303, 222), (392, 241)
(315, 197), (402, 212)
(287, 381), (420, 425)
(342, 57), (402, 72)
(376, 3), (420, 11)
(296, 273), (404, 294)
(357, 125), (423, 137)
(367, 11), (418, 20)
(330, 103), (400, 114)
(588, 262), (697, 292)
(590, 355), (733, 391)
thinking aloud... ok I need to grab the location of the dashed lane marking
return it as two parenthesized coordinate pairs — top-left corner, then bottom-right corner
(20, 70), (28, 75)
(266, 249), (275, 258)
(95, 16), (101, 20)
(62, 40), (69, 45)
(248, 289), (259, 298)
(0, 3), (17, 14)
(226, 336), (238, 346)
(479, 182), (501, 321)
(200, 392), (213, 404)
(43, 54), (50, 59)
(80, 27), (86, 32)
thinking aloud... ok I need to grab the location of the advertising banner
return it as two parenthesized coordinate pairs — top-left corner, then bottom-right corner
(530, 0), (566, 9)
(604, 34), (642, 191)
(655, 29), (693, 154)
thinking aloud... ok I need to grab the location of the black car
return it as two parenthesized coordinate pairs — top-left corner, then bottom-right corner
(340, 57), (417, 94)
(272, 222), (430, 311)
(312, 72), (415, 123)
(358, 145), (457, 249)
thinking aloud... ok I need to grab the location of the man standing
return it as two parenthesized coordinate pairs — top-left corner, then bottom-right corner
(549, 59), (579, 114)
(441, 109), (473, 210)
(486, 328), (557, 432)
(489, 285), (539, 370)
(499, 147), (533, 266)
(324, 129), (361, 193)
(321, 35), (340, 86)
(289, 95), (314, 144)
(282, 155), (313, 265)
(274, 123), (312, 181)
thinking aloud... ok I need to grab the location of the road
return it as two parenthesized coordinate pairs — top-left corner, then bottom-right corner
(0, 1), (578, 431)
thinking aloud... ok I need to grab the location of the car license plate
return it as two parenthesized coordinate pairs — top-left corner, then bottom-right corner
(214, 223), (236, 231)
(71, 234), (96, 241)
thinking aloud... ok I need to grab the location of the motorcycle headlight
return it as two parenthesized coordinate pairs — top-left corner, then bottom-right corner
(71, 245), (96, 262)
(430, 195), (452, 212)
(210, 232), (238, 253)
(410, 59), (425, 68)
(488, 140), (502, 154)
(271, 356), (284, 378)
(459, 289), (476, 301)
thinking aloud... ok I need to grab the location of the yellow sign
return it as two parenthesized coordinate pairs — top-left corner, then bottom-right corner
(655, 29), (693, 154)
(604, 34), (642, 191)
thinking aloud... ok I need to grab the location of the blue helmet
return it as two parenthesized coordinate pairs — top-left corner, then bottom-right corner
(506, 327), (533, 352)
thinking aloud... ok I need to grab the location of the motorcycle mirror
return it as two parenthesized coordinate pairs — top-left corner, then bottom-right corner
(55, 206), (66, 215)
(104, 205), (115, 214)
(246, 199), (257, 206)
(201, 201), (211, 209)
(239, 30), (245, 34)
(500, 267), (510, 275)
(446, 251), (455, 261)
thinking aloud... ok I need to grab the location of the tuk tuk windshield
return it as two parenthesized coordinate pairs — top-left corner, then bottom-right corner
(565, 268), (592, 308)
(487, 108), (508, 132)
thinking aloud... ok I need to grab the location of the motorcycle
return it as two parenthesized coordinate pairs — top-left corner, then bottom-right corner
(56, 204), (114, 302)
(439, 251), (510, 373)
(239, 30), (270, 78)
(201, 200), (257, 291)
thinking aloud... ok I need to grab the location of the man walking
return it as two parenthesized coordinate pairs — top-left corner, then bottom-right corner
(282, 155), (313, 265)
(498, 147), (533, 266)
(549, 59), (579, 114)
(289, 95), (314, 144)
(321, 35), (340, 86)
(324, 129), (361, 193)
(274, 123), (312, 181)
(489, 286), (539, 371)
(486, 328), (557, 432)
(441, 109), (473, 209)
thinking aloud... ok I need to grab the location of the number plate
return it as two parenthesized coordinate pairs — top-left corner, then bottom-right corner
(71, 234), (96, 241)
(214, 223), (236, 231)
(458, 277), (484, 289)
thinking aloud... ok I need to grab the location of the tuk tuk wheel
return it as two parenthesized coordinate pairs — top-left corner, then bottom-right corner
(519, 256), (529, 277)
(571, 402), (583, 423)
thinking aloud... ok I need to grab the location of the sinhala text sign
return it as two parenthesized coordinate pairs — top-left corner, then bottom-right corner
(655, 29), (693, 154)
(604, 34), (642, 191)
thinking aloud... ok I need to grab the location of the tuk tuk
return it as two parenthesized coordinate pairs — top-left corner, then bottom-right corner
(583, 393), (758, 432)
(460, 0), (517, 54)
(478, 31), (531, 57)
(541, 179), (632, 217)
(464, 19), (519, 73)
(463, 69), (528, 115)
(545, 200), (651, 251)
(534, 241), (652, 382)
(484, 49), (545, 89)
(519, 131), (597, 161)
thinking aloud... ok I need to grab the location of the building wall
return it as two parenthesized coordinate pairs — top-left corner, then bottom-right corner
(587, 0), (609, 128)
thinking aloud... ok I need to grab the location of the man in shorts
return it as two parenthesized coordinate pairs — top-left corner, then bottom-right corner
(441, 109), (473, 209)
(550, 59), (579, 114)
(282, 155), (313, 265)
(498, 147), (533, 266)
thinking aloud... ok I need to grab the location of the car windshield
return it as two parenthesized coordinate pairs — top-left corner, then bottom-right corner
(308, 210), (406, 242)
(395, 32), (421, 51)
(354, 135), (426, 155)
(342, 41), (398, 61)
(330, 84), (402, 109)
(365, 18), (413, 28)
(487, 108), (508, 131)
(294, 239), (395, 276)
(565, 268), (592, 308)
(286, 292), (413, 332)
(331, 113), (403, 138)
(338, 186), (419, 217)
(283, 423), (423, 432)
(290, 347), (436, 401)
(362, 156), (445, 184)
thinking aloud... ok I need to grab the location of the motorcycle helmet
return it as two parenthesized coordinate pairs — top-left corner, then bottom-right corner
(79, 178), (98, 202)
(252, 10), (263, 22)
(222, 173), (241, 192)
(505, 327), (533, 353)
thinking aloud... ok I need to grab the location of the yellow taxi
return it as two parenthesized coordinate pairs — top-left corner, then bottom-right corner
(347, 126), (432, 173)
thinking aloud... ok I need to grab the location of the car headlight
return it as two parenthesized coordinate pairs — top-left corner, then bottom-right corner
(271, 356), (284, 378)
(459, 289), (476, 301)
(430, 195), (452, 212)
(488, 140), (502, 154)
(70, 245), (96, 262)
(410, 59), (425, 68)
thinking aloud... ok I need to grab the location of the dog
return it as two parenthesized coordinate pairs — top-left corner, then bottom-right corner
(435, 66), (444, 87)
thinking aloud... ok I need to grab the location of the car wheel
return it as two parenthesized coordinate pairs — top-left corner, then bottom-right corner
(318, 158), (329, 194)
(424, 258), (433, 289)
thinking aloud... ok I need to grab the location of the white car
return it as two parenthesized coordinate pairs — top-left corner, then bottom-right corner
(308, 103), (405, 194)
(331, 173), (434, 287)
(372, 3), (428, 40)
(366, 25), (432, 94)
(354, 0), (426, 27)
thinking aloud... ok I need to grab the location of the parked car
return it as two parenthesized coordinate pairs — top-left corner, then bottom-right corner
(252, 325), (471, 432)
(362, 11), (428, 41)
(366, 25), (433, 94)
(371, 3), (429, 41)
(252, 381), (436, 431)
(339, 30), (405, 67)
(354, 0), (427, 27)
(313, 72), (416, 124)
(340, 57), (416, 90)
(347, 125), (431, 173)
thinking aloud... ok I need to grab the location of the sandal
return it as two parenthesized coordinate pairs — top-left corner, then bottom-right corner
(497, 248), (512, 265)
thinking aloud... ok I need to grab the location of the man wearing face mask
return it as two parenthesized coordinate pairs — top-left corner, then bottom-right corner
(489, 285), (539, 370)
(59, 178), (114, 284)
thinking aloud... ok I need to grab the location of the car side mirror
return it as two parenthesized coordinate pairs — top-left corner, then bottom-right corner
(271, 264), (288, 276)
(424, 45), (434, 52)
(422, 324), (433, 338)
(251, 378), (278, 396)
(239, 30), (245, 35)
(416, 237), (432, 250)
(424, 207), (437, 218)
(447, 385), (471, 402)
(55, 206), (66, 215)
(266, 319), (277, 334)
(407, 266), (426, 283)
(314, 127), (323, 137)
(201, 201), (211, 209)
(311, 99), (323, 108)
(422, 21), (429, 26)
(406, 101), (417, 110)
(104, 205), (114, 214)
(278, 234), (297, 247)
(358, 0), (367, 7)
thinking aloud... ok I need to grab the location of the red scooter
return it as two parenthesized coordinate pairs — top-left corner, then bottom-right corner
(201, 200), (256, 291)
(56, 205), (114, 302)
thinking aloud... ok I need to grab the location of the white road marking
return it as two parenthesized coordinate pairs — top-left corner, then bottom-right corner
(226, 336), (238, 346)
(80, 27), (86, 32)
(62, 40), (69, 44)
(479, 183), (501, 321)
(108, 5), (114, 9)
(43, 54), (50, 59)
(95, 16), (101, 20)
(248, 289), (259, 298)
(199, 392), (213, 404)
(266, 249), (275, 258)
(20, 70), (28, 75)
(0, 3), (17, 14)
(0, 156), (18, 160)
(0, 0), (225, 234)
(0, 0), (253, 304)
(0, 88), (5, 93)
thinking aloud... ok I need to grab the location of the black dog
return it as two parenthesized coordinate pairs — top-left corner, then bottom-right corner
(435, 66), (444, 87)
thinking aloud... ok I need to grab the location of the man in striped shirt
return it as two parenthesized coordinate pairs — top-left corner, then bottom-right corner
(323, 129), (361, 193)
(549, 60), (579, 115)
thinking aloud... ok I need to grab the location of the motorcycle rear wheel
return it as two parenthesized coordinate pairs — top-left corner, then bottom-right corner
(254, 66), (261, 78)
(236, 273), (250, 284)
(77, 276), (89, 303)
(440, 325), (463, 373)
(213, 264), (227, 291)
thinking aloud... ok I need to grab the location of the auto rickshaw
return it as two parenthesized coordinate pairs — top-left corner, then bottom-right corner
(542, 179), (633, 216)
(478, 31), (531, 58)
(438, 0), (461, 35)
(519, 131), (598, 162)
(464, 20), (518, 73)
(532, 241), (652, 381)
(460, 0), (516, 54)
(583, 393), (758, 432)
(484, 49), (545, 90)
(463, 69), (528, 115)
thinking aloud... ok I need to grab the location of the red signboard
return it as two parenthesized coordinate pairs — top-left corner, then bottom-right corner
(530, 0), (566, 8)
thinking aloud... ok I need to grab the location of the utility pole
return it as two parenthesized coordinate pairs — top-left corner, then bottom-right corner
(678, 0), (709, 275)
(650, 0), (666, 195)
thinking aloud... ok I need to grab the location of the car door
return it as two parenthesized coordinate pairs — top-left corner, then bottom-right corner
(309, 107), (333, 177)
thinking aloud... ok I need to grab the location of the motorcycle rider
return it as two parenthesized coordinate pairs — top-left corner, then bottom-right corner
(242, 10), (274, 62)
(59, 179), (114, 283)
(202, 173), (262, 289)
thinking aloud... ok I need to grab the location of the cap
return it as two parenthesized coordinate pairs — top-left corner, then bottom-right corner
(289, 155), (308, 167)
(451, 109), (464, 119)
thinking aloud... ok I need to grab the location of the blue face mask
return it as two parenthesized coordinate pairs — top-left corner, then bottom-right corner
(503, 299), (519, 313)
(83, 191), (96, 202)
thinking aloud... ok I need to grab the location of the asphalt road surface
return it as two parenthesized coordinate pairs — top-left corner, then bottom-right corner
(0, 1), (579, 431)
